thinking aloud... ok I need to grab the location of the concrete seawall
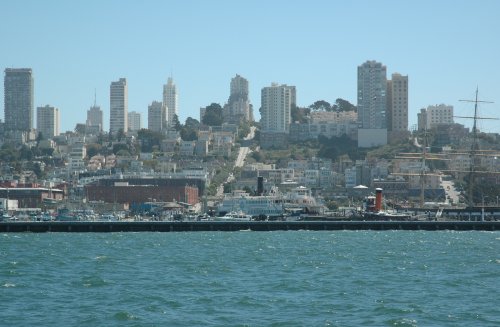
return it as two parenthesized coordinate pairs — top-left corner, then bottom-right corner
(0, 221), (498, 233)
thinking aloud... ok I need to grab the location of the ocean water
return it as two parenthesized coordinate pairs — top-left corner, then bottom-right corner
(1, 231), (499, 327)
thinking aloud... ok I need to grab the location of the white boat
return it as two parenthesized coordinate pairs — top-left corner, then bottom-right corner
(214, 211), (252, 221)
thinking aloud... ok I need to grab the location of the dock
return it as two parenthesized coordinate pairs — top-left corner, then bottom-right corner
(0, 220), (498, 233)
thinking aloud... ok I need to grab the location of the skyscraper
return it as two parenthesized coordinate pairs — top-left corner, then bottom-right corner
(110, 78), (128, 134)
(357, 60), (387, 147)
(260, 83), (296, 133)
(36, 105), (59, 139)
(128, 111), (141, 131)
(4, 68), (34, 132)
(148, 101), (165, 132)
(387, 73), (408, 132)
(224, 74), (253, 123)
(87, 105), (103, 132)
(163, 77), (177, 127)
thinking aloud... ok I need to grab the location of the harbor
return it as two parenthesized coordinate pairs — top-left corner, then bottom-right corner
(1, 220), (498, 233)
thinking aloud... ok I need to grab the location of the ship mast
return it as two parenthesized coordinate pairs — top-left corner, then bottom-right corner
(456, 88), (495, 206)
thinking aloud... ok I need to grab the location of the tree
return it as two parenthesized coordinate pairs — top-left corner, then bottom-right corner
(309, 100), (331, 111)
(86, 143), (102, 158)
(291, 104), (309, 123)
(180, 127), (198, 141)
(332, 98), (356, 112)
(185, 117), (200, 129)
(137, 129), (164, 152)
(173, 114), (182, 131)
(201, 103), (223, 126)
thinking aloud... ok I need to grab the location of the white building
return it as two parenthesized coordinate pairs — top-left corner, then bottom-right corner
(260, 83), (296, 133)
(110, 78), (128, 134)
(148, 101), (165, 132)
(128, 111), (141, 131)
(36, 105), (59, 139)
(418, 104), (454, 130)
(163, 77), (177, 127)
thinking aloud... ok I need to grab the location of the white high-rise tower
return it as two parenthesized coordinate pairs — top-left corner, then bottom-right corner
(163, 77), (178, 127)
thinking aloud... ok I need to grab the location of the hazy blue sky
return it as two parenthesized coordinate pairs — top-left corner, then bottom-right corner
(1, 0), (499, 133)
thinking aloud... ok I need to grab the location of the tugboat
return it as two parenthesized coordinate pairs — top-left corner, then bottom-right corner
(362, 188), (412, 220)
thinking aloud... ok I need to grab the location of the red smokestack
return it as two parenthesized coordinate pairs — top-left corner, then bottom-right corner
(375, 188), (383, 212)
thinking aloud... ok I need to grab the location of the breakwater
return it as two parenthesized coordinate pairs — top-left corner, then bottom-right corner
(0, 220), (498, 232)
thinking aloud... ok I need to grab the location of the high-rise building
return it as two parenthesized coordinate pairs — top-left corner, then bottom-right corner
(86, 105), (103, 132)
(224, 74), (253, 124)
(163, 77), (177, 127)
(148, 101), (165, 132)
(417, 104), (454, 130)
(4, 68), (34, 132)
(260, 83), (295, 133)
(36, 105), (59, 139)
(357, 60), (388, 147)
(357, 61), (387, 129)
(387, 73), (409, 133)
(110, 78), (128, 134)
(128, 111), (141, 131)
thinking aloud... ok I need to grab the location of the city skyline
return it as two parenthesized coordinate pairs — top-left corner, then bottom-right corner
(0, 1), (499, 133)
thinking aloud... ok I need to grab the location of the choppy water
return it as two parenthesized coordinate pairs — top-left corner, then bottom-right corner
(1, 231), (499, 326)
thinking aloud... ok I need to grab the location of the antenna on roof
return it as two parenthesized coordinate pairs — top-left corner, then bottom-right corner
(94, 88), (97, 107)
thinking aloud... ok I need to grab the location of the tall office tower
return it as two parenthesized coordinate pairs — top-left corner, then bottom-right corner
(4, 68), (34, 132)
(357, 60), (387, 147)
(148, 101), (165, 132)
(86, 105), (103, 131)
(110, 78), (128, 134)
(224, 74), (253, 123)
(163, 77), (177, 127)
(417, 104), (454, 131)
(260, 83), (296, 133)
(128, 111), (141, 131)
(36, 105), (59, 139)
(387, 73), (409, 132)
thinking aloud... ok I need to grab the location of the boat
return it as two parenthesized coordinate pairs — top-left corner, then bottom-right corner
(362, 188), (413, 221)
(214, 211), (252, 221)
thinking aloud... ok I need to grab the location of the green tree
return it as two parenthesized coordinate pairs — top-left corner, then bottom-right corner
(185, 117), (200, 129)
(201, 103), (223, 126)
(173, 114), (182, 131)
(332, 98), (356, 112)
(309, 100), (331, 111)
(291, 104), (310, 123)
(86, 143), (102, 158)
(137, 129), (164, 152)
(180, 127), (198, 141)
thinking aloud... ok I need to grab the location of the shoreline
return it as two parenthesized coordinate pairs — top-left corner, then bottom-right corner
(1, 220), (498, 233)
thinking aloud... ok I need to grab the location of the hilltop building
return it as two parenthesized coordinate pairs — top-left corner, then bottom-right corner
(148, 101), (165, 132)
(36, 105), (60, 139)
(4, 68), (34, 132)
(128, 111), (141, 131)
(386, 73), (409, 142)
(224, 74), (253, 124)
(110, 78), (128, 134)
(86, 105), (103, 132)
(357, 61), (387, 147)
(163, 77), (177, 127)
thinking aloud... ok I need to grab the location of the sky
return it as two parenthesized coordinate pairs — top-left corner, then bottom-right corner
(1, 0), (499, 133)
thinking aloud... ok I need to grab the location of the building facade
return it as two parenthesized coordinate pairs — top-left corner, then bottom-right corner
(417, 104), (454, 130)
(128, 111), (141, 131)
(260, 83), (296, 133)
(86, 105), (103, 132)
(4, 68), (34, 132)
(387, 73), (408, 132)
(36, 105), (60, 139)
(224, 74), (252, 124)
(148, 101), (165, 132)
(357, 61), (389, 147)
(110, 78), (128, 134)
(163, 77), (177, 127)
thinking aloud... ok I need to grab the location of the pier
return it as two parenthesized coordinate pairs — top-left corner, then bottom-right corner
(0, 220), (498, 233)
